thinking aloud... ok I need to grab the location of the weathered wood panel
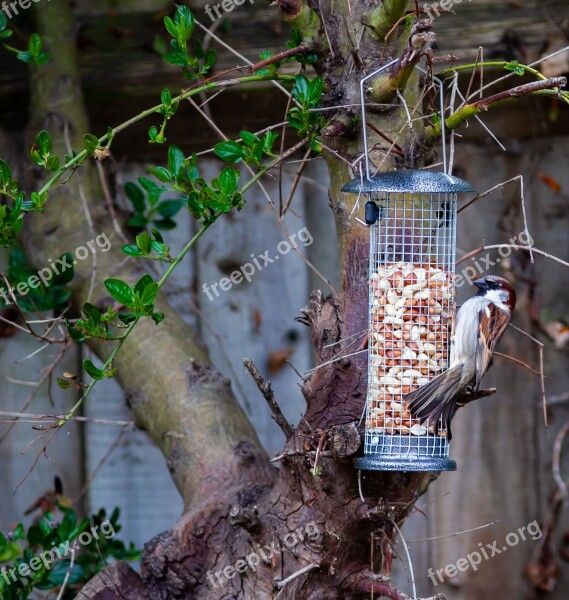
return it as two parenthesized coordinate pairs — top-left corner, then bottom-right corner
(404, 140), (569, 600)
(196, 160), (315, 455)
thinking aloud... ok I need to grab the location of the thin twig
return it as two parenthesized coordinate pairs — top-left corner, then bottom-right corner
(55, 545), (76, 600)
(243, 358), (293, 439)
(96, 161), (129, 245)
(508, 323), (548, 427)
(0, 411), (134, 426)
(273, 562), (319, 589)
(305, 349), (367, 374)
(74, 424), (132, 503)
(391, 520), (417, 600)
(552, 420), (569, 500)
(456, 244), (569, 269)
(464, 45), (569, 102)
(194, 19), (298, 102)
(408, 520), (497, 543)
(494, 352), (543, 376)
(0, 341), (72, 443)
(282, 146), (312, 215)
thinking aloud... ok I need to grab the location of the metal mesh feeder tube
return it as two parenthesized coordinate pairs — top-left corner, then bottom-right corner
(342, 171), (474, 472)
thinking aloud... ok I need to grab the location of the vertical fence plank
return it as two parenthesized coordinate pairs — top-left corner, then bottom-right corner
(0, 333), (83, 529)
(196, 159), (314, 455)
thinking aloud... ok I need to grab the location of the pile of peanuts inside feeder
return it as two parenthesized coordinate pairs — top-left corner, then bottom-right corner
(368, 262), (454, 436)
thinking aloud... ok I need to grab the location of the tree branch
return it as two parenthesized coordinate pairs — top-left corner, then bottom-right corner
(370, 19), (435, 103)
(426, 76), (567, 140)
(368, 0), (409, 40)
(276, 0), (324, 50)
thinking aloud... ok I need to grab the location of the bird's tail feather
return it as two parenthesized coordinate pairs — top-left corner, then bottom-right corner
(405, 365), (463, 439)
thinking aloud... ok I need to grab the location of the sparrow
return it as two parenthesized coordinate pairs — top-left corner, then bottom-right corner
(405, 275), (516, 439)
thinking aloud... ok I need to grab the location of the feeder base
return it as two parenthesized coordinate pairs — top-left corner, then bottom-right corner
(355, 455), (457, 472)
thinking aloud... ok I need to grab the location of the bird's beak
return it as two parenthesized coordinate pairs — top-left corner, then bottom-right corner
(473, 278), (487, 290)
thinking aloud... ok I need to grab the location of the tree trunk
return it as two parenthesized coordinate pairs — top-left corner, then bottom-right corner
(22, 1), (451, 598)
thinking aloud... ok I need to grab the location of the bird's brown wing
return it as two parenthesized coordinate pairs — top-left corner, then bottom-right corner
(475, 303), (511, 388)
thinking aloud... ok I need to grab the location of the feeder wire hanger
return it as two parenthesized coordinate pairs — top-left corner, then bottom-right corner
(359, 59), (448, 179)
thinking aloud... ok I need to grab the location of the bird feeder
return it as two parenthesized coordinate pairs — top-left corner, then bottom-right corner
(342, 63), (475, 472)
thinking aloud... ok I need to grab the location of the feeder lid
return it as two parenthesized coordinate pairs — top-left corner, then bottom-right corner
(341, 170), (475, 194)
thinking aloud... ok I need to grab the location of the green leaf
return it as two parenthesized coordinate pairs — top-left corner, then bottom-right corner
(203, 49), (217, 71)
(118, 313), (137, 325)
(152, 311), (165, 325)
(52, 253), (74, 285)
(154, 217), (177, 230)
(156, 199), (182, 218)
(34, 52), (51, 65)
(0, 159), (11, 186)
(147, 166), (172, 183)
(67, 321), (85, 342)
(36, 130), (52, 156)
(84, 133), (100, 154)
(27, 525), (44, 547)
(121, 244), (143, 257)
(174, 5), (194, 41)
(163, 51), (187, 67)
(153, 34), (168, 56)
(504, 60), (525, 76)
(48, 561), (86, 586)
(163, 16), (178, 38)
(124, 182), (145, 212)
(46, 155), (60, 171)
(29, 33), (42, 56)
(138, 176), (165, 204)
(104, 279), (135, 307)
(83, 359), (107, 380)
(161, 87), (172, 107)
(292, 75), (310, 106)
(57, 377), (73, 389)
(136, 231), (152, 254)
(214, 141), (247, 163)
(140, 282), (159, 306)
(0, 540), (20, 562)
(30, 145), (43, 166)
(127, 214), (148, 228)
(82, 302), (101, 326)
(151, 228), (164, 243)
(168, 145), (185, 176)
(134, 273), (155, 298)
(263, 131), (279, 154)
(13, 523), (24, 541)
(239, 130), (259, 148)
(218, 167), (238, 194)
(308, 77), (324, 104)
(16, 51), (33, 63)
